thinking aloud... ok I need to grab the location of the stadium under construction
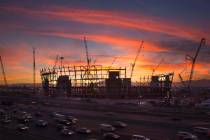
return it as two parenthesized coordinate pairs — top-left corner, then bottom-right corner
(40, 64), (174, 98)
(40, 38), (174, 98)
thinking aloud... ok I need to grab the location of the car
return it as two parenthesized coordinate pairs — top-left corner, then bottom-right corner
(58, 119), (72, 126)
(56, 123), (69, 131)
(17, 124), (29, 131)
(112, 121), (127, 128)
(100, 124), (116, 132)
(196, 99), (210, 109)
(193, 126), (209, 134)
(76, 127), (91, 134)
(66, 116), (78, 124)
(34, 112), (42, 117)
(36, 120), (48, 127)
(51, 112), (65, 118)
(176, 131), (198, 140)
(132, 134), (150, 140)
(61, 128), (74, 136)
(103, 132), (120, 140)
(1, 118), (11, 124)
(17, 117), (30, 123)
(20, 112), (32, 120)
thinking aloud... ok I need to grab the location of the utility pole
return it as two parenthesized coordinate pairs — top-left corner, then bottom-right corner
(33, 47), (36, 94)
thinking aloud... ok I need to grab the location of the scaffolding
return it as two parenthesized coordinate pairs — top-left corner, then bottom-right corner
(40, 65), (126, 90)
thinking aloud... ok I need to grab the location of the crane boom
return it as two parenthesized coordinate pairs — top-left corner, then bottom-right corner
(178, 74), (186, 88)
(188, 38), (205, 91)
(53, 55), (59, 69)
(84, 36), (90, 67)
(0, 56), (8, 86)
(130, 41), (144, 79)
(151, 58), (164, 76)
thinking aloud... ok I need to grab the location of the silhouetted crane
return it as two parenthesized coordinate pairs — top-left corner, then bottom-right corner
(53, 55), (59, 69)
(0, 56), (7, 86)
(178, 67), (187, 88)
(84, 36), (91, 67)
(187, 38), (206, 92)
(60, 56), (64, 67)
(151, 58), (164, 76)
(82, 36), (93, 85)
(130, 41), (144, 79)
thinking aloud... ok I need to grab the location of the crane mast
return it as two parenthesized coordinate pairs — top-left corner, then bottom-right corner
(130, 41), (144, 79)
(53, 55), (59, 69)
(178, 74), (187, 88)
(84, 36), (91, 67)
(151, 58), (164, 76)
(188, 38), (205, 92)
(0, 56), (7, 86)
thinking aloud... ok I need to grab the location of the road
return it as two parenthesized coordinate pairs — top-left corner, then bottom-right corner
(0, 94), (210, 140)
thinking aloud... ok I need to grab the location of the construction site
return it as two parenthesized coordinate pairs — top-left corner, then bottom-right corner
(0, 37), (207, 99)
(37, 38), (205, 99)
(1, 38), (210, 140)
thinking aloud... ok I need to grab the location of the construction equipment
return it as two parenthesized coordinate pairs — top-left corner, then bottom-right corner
(82, 36), (93, 85)
(84, 36), (91, 67)
(53, 55), (59, 69)
(60, 56), (64, 67)
(130, 41), (144, 79)
(0, 56), (7, 86)
(187, 38), (205, 92)
(178, 66), (187, 88)
(178, 74), (187, 88)
(151, 58), (164, 76)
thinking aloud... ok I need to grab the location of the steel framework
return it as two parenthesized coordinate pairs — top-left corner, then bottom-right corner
(40, 65), (127, 88)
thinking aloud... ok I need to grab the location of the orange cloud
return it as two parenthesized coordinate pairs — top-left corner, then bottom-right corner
(35, 31), (168, 53)
(0, 6), (208, 41)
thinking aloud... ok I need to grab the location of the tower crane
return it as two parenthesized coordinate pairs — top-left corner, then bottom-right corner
(53, 55), (59, 69)
(151, 58), (164, 76)
(0, 56), (7, 86)
(178, 74), (186, 88)
(187, 38), (205, 92)
(60, 56), (64, 67)
(83, 36), (93, 85)
(130, 41), (144, 79)
(84, 36), (91, 67)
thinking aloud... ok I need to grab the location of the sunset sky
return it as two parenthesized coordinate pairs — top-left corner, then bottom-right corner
(0, 0), (210, 84)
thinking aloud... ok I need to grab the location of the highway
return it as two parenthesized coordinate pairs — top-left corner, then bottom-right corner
(0, 94), (210, 140)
